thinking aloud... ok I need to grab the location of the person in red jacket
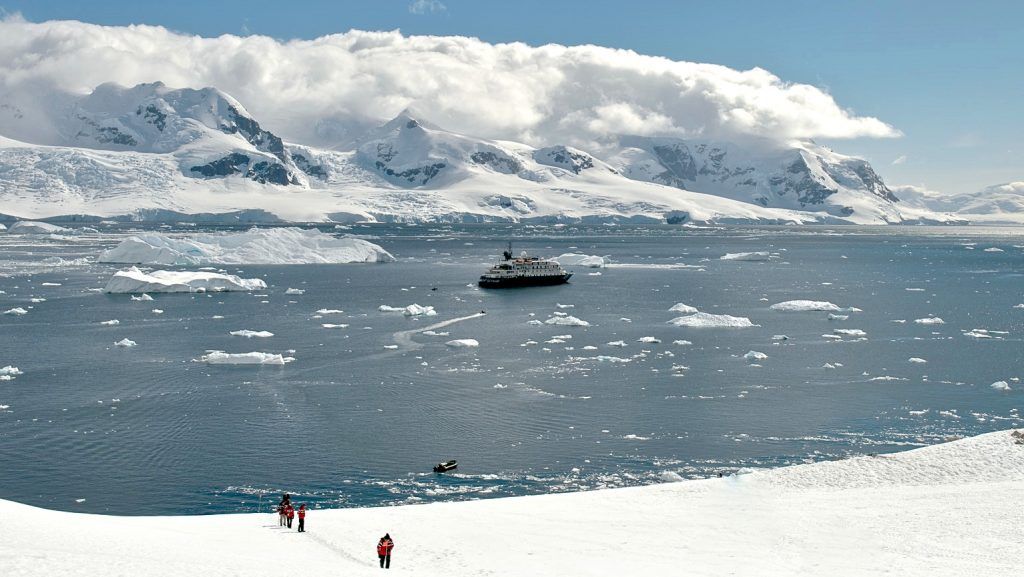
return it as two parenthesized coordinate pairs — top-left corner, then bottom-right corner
(285, 503), (295, 529)
(297, 504), (307, 532)
(377, 533), (394, 569)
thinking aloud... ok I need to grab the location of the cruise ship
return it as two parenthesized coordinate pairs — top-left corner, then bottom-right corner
(478, 244), (573, 288)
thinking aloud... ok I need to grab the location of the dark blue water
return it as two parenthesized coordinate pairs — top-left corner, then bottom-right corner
(0, 223), (1021, 515)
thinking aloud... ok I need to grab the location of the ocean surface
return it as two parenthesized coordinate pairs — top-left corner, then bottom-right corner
(0, 223), (1021, 515)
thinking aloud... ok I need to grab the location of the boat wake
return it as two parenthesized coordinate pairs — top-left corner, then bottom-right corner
(392, 312), (487, 350)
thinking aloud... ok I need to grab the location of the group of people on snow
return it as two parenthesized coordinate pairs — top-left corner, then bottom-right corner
(274, 493), (395, 568)
(276, 493), (306, 532)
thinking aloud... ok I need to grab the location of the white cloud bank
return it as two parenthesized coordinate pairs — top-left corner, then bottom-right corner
(0, 18), (899, 148)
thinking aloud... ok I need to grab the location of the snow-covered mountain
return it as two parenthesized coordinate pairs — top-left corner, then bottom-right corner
(0, 81), (959, 225)
(895, 182), (1024, 224)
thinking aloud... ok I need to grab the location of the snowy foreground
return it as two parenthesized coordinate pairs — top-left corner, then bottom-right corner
(3, 430), (1023, 576)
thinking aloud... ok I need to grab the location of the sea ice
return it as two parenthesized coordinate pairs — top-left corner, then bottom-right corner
(8, 221), (69, 234)
(668, 313), (757, 328)
(833, 329), (867, 337)
(908, 357), (928, 364)
(638, 337), (661, 344)
(544, 315), (590, 327)
(285, 288), (305, 295)
(445, 339), (479, 348)
(672, 340), (693, 345)
(668, 303), (699, 314)
(104, 267), (266, 293)
(229, 330), (274, 338)
(114, 338), (136, 347)
(607, 340), (627, 347)
(770, 300), (842, 312)
(555, 253), (607, 268)
(720, 251), (770, 261)
(4, 308), (28, 315)
(914, 317), (945, 325)
(743, 351), (768, 361)
(321, 324), (348, 329)
(316, 309), (344, 314)
(198, 351), (294, 365)
(991, 381), (1011, 391)
(100, 320), (120, 326)
(0, 366), (23, 378)
(130, 294), (154, 301)
(98, 227), (395, 265)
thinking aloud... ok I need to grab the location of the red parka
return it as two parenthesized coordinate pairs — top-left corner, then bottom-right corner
(377, 538), (394, 556)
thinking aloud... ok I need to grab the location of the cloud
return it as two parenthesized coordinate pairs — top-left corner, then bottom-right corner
(891, 155), (907, 165)
(0, 19), (900, 149)
(409, 0), (447, 14)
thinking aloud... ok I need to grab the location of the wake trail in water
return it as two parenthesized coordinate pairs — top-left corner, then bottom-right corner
(392, 312), (487, 350)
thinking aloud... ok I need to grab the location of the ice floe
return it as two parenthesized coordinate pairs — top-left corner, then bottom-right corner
(908, 357), (928, 364)
(914, 317), (945, 325)
(130, 294), (154, 301)
(668, 312), (757, 328)
(637, 337), (661, 344)
(98, 227), (395, 265)
(0, 366), (23, 380)
(743, 351), (768, 361)
(114, 338), (136, 348)
(316, 309), (344, 314)
(8, 221), (69, 234)
(379, 304), (437, 316)
(104, 267), (266, 293)
(554, 253), (607, 267)
(769, 300), (842, 312)
(198, 351), (294, 365)
(607, 340), (627, 347)
(99, 320), (120, 326)
(4, 307), (28, 316)
(229, 330), (274, 338)
(668, 303), (699, 314)
(544, 315), (591, 327)
(833, 329), (867, 337)
(991, 381), (1011, 391)
(720, 251), (771, 261)
(445, 339), (479, 348)
(284, 288), (305, 295)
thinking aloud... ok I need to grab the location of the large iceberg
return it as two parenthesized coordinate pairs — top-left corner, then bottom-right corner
(104, 267), (267, 293)
(8, 221), (69, 234)
(668, 312), (757, 328)
(98, 227), (395, 265)
(555, 253), (607, 268)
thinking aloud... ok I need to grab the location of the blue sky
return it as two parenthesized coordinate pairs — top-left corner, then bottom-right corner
(2, 0), (1021, 192)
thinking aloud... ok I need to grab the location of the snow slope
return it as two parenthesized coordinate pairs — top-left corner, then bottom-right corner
(2, 429), (1022, 576)
(0, 82), (932, 225)
(896, 182), (1024, 224)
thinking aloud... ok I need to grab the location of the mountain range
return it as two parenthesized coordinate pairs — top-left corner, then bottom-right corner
(0, 82), (1013, 224)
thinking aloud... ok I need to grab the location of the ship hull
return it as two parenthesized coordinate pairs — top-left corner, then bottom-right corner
(478, 273), (572, 289)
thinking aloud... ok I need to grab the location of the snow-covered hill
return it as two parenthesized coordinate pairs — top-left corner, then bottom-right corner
(0, 81), (961, 225)
(896, 182), (1024, 224)
(3, 429), (1023, 576)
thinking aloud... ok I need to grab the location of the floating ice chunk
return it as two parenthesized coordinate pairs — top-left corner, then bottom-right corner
(607, 340), (627, 347)
(0, 366), (23, 377)
(619, 318), (632, 323)
(229, 330), (274, 338)
(445, 339), (479, 348)
(383, 345), (399, 350)
(668, 312), (757, 328)
(991, 381), (1011, 391)
(720, 251), (770, 261)
(822, 363), (837, 369)
(905, 288), (926, 292)
(822, 334), (843, 340)
(833, 329), (867, 337)
(527, 320), (543, 326)
(316, 309), (344, 314)
(211, 315), (225, 320)
(493, 383), (508, 389)
(908, 357), (928, 364)
(8, 221), (69, 234)
(827, 314), (848, 321)
(582, 345), (598, 350)
(659, 471), (685, 482)
(4, 308), (28, 316)
(622, 434), (651, 440)
(914, 317), (945, 325)
(321, 324), (349, 329)
(379, 304), (437, 316)
(963, 329), (997, 339)
(544, 315), (590, 327)
(743, 351), (768, 361)
(99, 320), (120, 326)
(984, 247), (1004, 252)
(151, 309), (164, 315)
(771, 335), (789, 341)
(285, 288), (305, 295)
(29, 298), (46, 303)
(104, 267), (266, 293)
(672, 340), (693, 345)
(891, 319), (907, 324)
(638, 336), (661, 344)
(114, 338), (136, 348)
(1014, 304), (1024, 309)
(130, 294), (154, 301)
(770, 300), (841, 312)
(555, 253), (607, 267)
(198, 351), (294, 365)
(422, 330), (448, 336)
(98, 227), (395, 265)
(668, 303), (699, 314)
(869, 376), (907, 381)
(908, 409), (929, 416)
(556, 303), (575, 309)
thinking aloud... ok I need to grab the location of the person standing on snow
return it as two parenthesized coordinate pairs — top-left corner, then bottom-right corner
(377, 533), (394, 569)
(277, 503), (286, 526)
(285, 502), (295, 529)
(297, 504), (307, 532)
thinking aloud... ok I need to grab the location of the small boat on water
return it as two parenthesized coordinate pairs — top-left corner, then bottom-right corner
(478, 243), (572, 289)
(433, 460), (458, 473)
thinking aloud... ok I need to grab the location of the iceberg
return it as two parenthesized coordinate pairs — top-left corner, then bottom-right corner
(991, 381), (1011, 391)
(445, 339), (480, 348)
(8, 221), (69, 234)
(770, 300), (842, 312)
(4, 308), (28, 316)
(379, 304), (437, 316)
(669, 303), (699, 314)
(198, 351), (294, 365)
(284, 288), (305, 295)
(914, 317), (945, 325)
(743, 351), (768, 361)
(638, 337), (661, 344)
(98, 227), (395, 265)
(720, 251), (770, 261)
(229, 330), (274, 338)
(114, 338), (137, 348)
(555, 253), (607, 268)
(668, 312), (757, 328)
(544, 315), (591, 327)
(104, 267), (266, 294)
